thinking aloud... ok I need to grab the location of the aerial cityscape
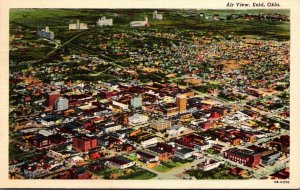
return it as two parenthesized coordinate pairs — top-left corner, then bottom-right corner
(9, 9), (290, 180)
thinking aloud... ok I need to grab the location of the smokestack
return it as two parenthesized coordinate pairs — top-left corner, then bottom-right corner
(145, 17), (148, 22)
(45, 26), (49, 32)
(77, 19), (80, 29)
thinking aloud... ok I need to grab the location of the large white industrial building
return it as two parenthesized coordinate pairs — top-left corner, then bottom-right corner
(130, 17), (149, 27)
(153, 11), (163, 20)
(96, 16), (113, 26)
(69, 19), (88, 30)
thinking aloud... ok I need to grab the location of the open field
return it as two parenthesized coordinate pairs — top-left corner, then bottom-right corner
(10, 9), (289, 40)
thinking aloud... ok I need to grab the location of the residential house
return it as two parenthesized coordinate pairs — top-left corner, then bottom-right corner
(136, 150), (159, 163)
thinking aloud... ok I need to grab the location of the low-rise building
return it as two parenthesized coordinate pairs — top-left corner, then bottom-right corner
(69, 19), (88, 30)
(107, 156), (135, 169)
(22, 165), (49, 178)
(141, 136), (158, 148)
(197, 159), (222, 171)
(166, 125), (186, 137)
(136, 150), (159, 163)
(47, 150), (71, 160)
(164, 107), (179, 117)
(128, 113), (149, 126)
(101, 123), (122, 133)
(130, 17), (149, 27)
(112, 100), (129, 110)
(261, 151), (281, 165)
(269, 135), (290, 154)
(270, 168), (289, 179)
(175, 147), (195, 159)
(148, 144), (174, 161)
(70, 166), (91, 179)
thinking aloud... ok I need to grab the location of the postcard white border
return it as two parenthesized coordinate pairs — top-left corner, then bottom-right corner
(0, 0), (299, 189)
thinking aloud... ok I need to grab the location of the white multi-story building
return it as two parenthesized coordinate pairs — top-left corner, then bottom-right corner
(55, 97), (69, 111)
(37, 26), (54, 40)
(130, 17), (149, 27)
(153, 11), (163, 20)
(130, 95), (142, 109)
(96, 16), (113, 26)
(69, 19), (88, 30)
(128, 113), (149, 126)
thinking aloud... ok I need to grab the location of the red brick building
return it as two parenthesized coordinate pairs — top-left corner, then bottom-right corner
(209, 112), (221, 119)
(148, 143), (176, 161)
(269, 135), (290, 154)
(89, 152), (101, 159)
(72, 136), (97, 152)
(70, 166), (91, 179)
(122, 143), (133, 152)
(229, 137), (241, 145)
(201, 121), (211, 130)
(223, 148), (261, 167)
(46, 92), (60, 107)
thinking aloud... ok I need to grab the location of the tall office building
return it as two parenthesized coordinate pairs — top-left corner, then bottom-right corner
(130, 95), (142, 109)
(55, 97), (69, 111)
(46, 92), (60, 108)
(176, 94), (187, 114)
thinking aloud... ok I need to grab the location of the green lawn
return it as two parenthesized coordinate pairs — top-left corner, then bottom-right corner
(93, 165), (156, 180)
(186, 164), (244, 180)
(9, 143), (22, 160)
(124, 153), (137, 161)
(119, 166), (157, 180)
(154, 158), (193, 172)
(93, 167), (120, 177)
(205, 148), (220, 155)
